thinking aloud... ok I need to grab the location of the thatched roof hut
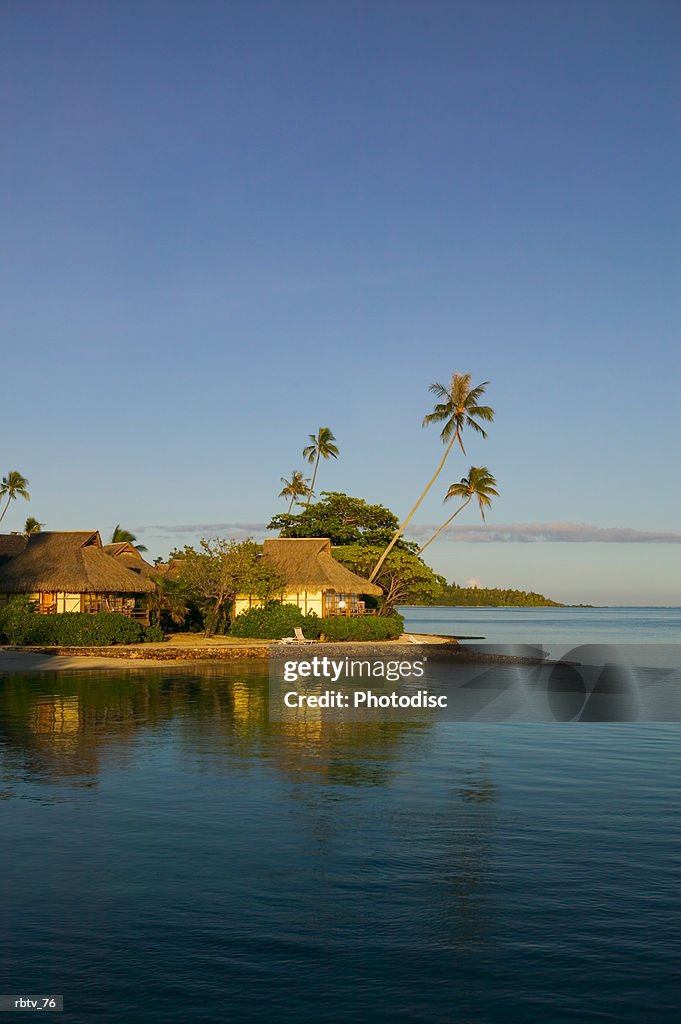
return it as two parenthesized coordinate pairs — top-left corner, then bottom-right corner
(102, 542), (158, 580)
(0, 531), (154, 595)
(263, 538), (382, 596)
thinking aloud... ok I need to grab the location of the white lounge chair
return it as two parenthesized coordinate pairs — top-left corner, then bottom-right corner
(275, 626), (315, 645)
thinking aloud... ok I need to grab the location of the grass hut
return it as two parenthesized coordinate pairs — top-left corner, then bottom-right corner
(0, 531), (155, 619)
(102, 542), (158, 580)
(233, 537), (382, 618)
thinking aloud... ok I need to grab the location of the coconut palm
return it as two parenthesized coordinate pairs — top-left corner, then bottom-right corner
(279, 470), (311, 513)
(110, 524), (148, 553)
(302, 427), (339, 508)
(146, 576), (189, 628)
(369, 374), (494, 582)
(24, 516), (44, 536)
(418, 467), (499, 556)
(0, 471), (30, 524)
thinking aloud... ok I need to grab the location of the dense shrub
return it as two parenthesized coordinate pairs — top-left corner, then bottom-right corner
(0, 599), (147, 646)
(230, 603), (319, 640)
(143, 624), (165, 643)
(229, 603), (404, 642)
(317, 614), (404, 642)
(0, 596), (36, 645)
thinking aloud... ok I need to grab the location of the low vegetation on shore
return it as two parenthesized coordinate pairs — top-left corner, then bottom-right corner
(419, 585), (563, 607)
(0, 598), (164, 646)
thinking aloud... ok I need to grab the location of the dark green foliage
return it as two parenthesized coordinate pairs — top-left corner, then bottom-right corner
(0, 596), (36, 644)
(143, 624), (165, 642)
(269, 492), (417, 551)
(229, 602), (404, 642)
(0, 598), (155, 645)
(230, 603), (318, 640)
(316, 614), (404, 641)
(423, 585), (563, 607)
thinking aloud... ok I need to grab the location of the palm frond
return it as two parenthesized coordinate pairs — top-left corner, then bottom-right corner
(465, 418), (487, 438)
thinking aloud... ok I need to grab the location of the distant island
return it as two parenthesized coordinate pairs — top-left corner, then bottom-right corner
(418, 585), (565, 607)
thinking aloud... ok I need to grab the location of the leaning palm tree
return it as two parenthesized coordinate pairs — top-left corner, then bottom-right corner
(279, 470), (311, 513)
(110, 524), (148, 553)
(369, 374), (494, 582)
(0, 471), (30, 524)
(302, 427), (339, 508)
(24, 516), (44, 536)
(418, 467), (499, 555)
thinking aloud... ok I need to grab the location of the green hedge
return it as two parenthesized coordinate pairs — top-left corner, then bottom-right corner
(0, 597), (152, 646)
(230, 603), (404, 642)
(230, 603), (319, 640)
(316, 614), (404, 641)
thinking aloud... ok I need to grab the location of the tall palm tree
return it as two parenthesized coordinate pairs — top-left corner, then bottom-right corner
(0, 471), (30, 524)
(418, 467), (499, 555)
(369, 374), (494, 582)
(111, 524), (148, 553)
(302, 427), (339, 508)
(279, 470), (311, 513)
(24, 516), (44, 536)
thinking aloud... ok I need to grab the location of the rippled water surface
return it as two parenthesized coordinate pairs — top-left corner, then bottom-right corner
(1, 618), (680, 1022)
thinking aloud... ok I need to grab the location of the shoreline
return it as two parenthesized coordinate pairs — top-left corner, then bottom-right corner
(0, 634), (552, 674)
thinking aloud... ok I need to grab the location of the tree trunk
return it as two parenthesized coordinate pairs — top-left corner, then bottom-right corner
(418, 496), (471, 555)
(0, 496), (11, 523)
(205, 597), (222, 637)
(368, 431), (459, 582)
(306, 453), (320, 508)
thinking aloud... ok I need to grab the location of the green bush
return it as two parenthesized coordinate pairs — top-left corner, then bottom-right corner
(317, 614), (404, 642)
(229, 603), (404, 642)
(0, 596), (37, 645)
(0, 601), (146, 646)
(230, 603), (319, 640)
(143, 624), (165, 643)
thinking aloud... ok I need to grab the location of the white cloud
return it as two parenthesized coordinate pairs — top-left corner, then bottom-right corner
(134, 520), (681, 544)
(405, 522), (681, 543)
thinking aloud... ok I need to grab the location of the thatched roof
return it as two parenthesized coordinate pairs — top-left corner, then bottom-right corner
(263, 538), (382, 596)
(0, 531), (155, 594)
(102, 542), (158, 579)
(0, 534), (28, 565)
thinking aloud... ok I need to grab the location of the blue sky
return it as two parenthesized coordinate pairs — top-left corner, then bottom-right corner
(2, 0), (680, 604)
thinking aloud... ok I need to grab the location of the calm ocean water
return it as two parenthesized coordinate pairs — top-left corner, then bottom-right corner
(399, 604), (681, 646)
(1, 608), (680, 1022)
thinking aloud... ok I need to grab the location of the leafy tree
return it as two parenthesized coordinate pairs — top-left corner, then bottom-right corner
(302, 427), (339, 507)
(176, 538), (284, 635)
(333, 544), (445, 614)
(278, 470), (310, 513)
(369, 373), (494, 582)
(419, 466), (499, 555)
(24, 516), (44, 536)
(0, 471), (30, 524)
(269, 492), (417, 550)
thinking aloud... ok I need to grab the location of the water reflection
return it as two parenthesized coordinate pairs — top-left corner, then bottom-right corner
(0, 668), (437, 790)
(2, 670), (677, 1023)
(0, 668), (501, 989)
